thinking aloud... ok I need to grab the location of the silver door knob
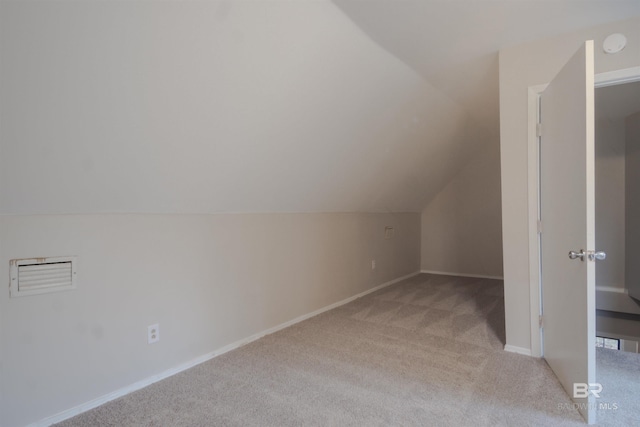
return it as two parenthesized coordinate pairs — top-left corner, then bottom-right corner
(588, 251), (606, 261)
(568, 250), (586, 261)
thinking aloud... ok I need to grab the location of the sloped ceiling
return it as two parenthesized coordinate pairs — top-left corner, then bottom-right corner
(333, 0), (640, 137)
(1, 1), (639, 215)
(0, 0), (483, 214)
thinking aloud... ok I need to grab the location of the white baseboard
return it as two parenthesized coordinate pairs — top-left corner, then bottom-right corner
(31, 271), (421, 427)
(504, 344), (533, 357)
(420, 269), (504, 280)
(30, 350), (221, 427)
(595, 285), (627, 294)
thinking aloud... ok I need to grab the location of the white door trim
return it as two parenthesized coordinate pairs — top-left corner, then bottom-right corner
(526, 66), (640, 358)
(595, 66), (640, 87)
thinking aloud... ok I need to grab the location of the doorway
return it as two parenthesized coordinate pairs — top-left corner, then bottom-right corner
(595, 80), (640, 303)
(526, 66), (640, 357)
(526, 63), (640, 424)
(592, 79), (640, 425)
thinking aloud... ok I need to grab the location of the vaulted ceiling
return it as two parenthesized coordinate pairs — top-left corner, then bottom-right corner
(1, 1), (639, 215)
(333, 0), (640, 137)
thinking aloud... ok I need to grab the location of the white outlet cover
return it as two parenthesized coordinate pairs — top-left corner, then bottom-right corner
(148, 324), (160, 344)
(384, 226), (394, 239)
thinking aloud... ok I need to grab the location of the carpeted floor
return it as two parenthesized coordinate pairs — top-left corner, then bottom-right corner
(55, 273), (639, 426)
(595, 346), (640, 426)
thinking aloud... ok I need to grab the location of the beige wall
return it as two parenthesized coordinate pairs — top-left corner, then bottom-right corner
(626, 112), (640, 300)
(595, 116), (626, 290)
(421, 128), (503, 278)
(0, 2), (451, 425)
(0, 213), (420, 426)
(499, 17), (640, 351)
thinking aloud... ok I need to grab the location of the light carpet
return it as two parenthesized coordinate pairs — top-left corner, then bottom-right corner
(595, 346), (640, 426)
(55, 273), (638, 426)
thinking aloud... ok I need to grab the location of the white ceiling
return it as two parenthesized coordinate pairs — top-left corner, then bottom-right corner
(333, 0), (640, 136)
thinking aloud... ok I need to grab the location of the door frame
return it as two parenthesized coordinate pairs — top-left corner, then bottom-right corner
(526, 65), (640, 357)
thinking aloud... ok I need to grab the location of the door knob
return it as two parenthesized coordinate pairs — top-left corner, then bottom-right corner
(568, 250), (585, 261)
(588, 250), (606, 261)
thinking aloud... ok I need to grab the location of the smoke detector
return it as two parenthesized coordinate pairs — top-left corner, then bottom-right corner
(603, 33), (626, 54)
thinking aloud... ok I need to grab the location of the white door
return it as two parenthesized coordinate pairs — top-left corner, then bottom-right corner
(540, 41), (597, 424)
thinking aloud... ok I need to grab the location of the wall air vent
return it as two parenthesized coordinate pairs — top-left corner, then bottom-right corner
(9, 256), (77, 298)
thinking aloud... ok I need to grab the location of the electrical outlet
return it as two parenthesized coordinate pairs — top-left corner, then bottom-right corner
(148, 324), (160, 344)
(371, 260), (376, 270)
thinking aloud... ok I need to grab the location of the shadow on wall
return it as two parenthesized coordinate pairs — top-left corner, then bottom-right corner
(330, 0), (504, 277)
(420, 122), (504, 278)
(331, 0), (501, 136)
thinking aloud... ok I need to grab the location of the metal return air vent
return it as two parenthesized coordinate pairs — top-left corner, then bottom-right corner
(10, 256), (77, 297)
